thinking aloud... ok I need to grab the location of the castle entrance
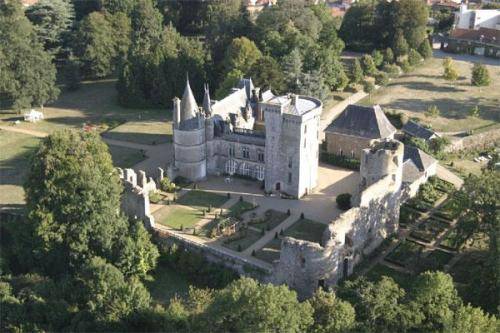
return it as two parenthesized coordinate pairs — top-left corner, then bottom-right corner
(275, 182), (281, 191)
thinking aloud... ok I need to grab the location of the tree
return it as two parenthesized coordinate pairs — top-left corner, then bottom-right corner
(392, 31), (409, 57)
(339, 2), (377, 51)
(101, 0), (135, 15)
(319, 50), (349, 91)
(77, 257), (151, 324)
(425, 105), (440, 118)
(106, 12), (132, 64)
(25, 0), (75, 55)
(351, 58), (364, 84)
(384, 47), (395, 64)
(418, 39), (433, 59)
(445, 304), (498, 333)
(282, 48), (304, 91)
(24, 130), (158, 277)
(390, 0), (429, 50)
(0, 1), (59, 110)
(299, 70), (329, 101)
(338, 277), (422, 332)
(249, 56), (286, 94)
(361, 54), (377, 76)
(471, 63), (490, 87)
(308, 289), (356, 333)
(411, 272), (461, 331)
(469, 105), (480, 117)
(408, 48), (423, 66)
(223, 37), (262, 75)
(443, 57), (458, 81)
(73, 12), (116, 78)
(362, 80), (375, 97)
(201, 278), (313, 332)
(215, 69), (244, 99)
(371, 50), (384, 68)
(375, 71), (389, 86)
(129, 0), (164, 56)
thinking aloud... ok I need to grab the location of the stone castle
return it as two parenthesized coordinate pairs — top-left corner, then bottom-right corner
(170, 78), (322, 198)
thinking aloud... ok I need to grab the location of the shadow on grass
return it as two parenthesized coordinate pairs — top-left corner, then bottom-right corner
(398, 81), (467, 93)
(0, 143), (38, 186)
(102, 131), (172, 145)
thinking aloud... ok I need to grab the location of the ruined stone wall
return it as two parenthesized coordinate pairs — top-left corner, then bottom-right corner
(119, 168), (155, 228)
(273, 140), (404, 299)
(444, 128), (500, 153)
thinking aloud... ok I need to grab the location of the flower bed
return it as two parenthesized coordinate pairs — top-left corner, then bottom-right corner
(410, 218), (450, 243)
(399, 205), (422, 228)
(385, 240), (425, 267)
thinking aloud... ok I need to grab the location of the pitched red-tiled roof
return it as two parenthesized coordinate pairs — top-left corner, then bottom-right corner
(450, 28), (500, 45)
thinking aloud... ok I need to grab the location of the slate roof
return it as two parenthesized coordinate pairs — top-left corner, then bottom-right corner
(324, 104), (396, 139)
(403, 146), (437, 183)
(402, 120), (438, 141)
(180, 79), (198, 122)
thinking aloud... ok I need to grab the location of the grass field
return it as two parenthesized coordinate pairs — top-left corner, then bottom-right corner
(153, 206), (203, 229)
(228, 200), (257, 218)
(177, 190), (228, 209)
(359, 58), (500, 132)
(0, 79), (171, 145)
(284, 218), (327, 244)
(222, 229), (262, 252)
(107, 144), (146, 168)
(0, 130), (41, 208)
(255, 238), (282, 263)
(250, 209), (289, 231)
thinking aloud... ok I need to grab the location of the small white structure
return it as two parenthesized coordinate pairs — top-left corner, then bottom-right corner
(23, 109), (44, 123)
(454, 3), (500, 30)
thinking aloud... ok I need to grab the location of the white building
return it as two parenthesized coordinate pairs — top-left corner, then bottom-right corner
(23, 109), (44, 123)
(454, 3), (500, 30)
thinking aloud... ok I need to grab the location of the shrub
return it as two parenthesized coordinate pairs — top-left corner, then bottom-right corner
(300, 212), (305, 219)
(237, 244), (242, 252)
(361, 54), (377, 76)
(382, 63), (400, 77)
(251, 250), (256, 256)
(384, 47), (395, 64)
(469, 105), (480, 117)
(442, 57), (458, 81)
(362, 80), (375, 94)
(408, 48), (423, 66)
(425, 105), (440, 118)
(336, 193), (352, 210)
(375, 71), (389, 86)
(320, 152), (360, 170)
(371, 49), (384, 68)
(149, 190), (161, 203)
(398, 59), (411, 73)
(471, 63), (490, 86)
(418, 39), (433, 59)
(160, 177), (176, 192)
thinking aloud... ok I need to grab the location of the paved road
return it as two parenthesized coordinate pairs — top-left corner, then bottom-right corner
(436, 164), (464, 189)
(433, 49), (500, 67)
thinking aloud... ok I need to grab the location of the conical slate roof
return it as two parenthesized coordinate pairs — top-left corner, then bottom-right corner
(180, 78), (198, 121)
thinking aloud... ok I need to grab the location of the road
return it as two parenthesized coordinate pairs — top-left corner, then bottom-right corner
(433, 49), (500, 67)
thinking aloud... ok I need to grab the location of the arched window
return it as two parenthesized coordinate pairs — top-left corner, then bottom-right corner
(225, 159), (236, 175)
(255, 165), (265, 180)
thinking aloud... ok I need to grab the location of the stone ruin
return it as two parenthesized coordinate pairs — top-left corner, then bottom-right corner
(272, 139), (405, 299)
(118, 167), (169, 228)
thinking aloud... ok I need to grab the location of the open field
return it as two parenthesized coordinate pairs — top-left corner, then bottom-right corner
(359, 58), (500, 132)
(107, 145), (146, 168)
(153, 205), (203, 229)
(102, 120), (172, 145)
(0, 79), (170, 142)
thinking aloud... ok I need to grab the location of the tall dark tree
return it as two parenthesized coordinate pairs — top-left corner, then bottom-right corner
(0, 1), (59, 110)
(339, 2), (377, 51)
(25, 0), (75, 55)
(249, 56), (286, 94)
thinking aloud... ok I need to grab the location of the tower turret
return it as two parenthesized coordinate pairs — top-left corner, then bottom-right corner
(202, 84), (212, 116)
(180, 77), (198, 121)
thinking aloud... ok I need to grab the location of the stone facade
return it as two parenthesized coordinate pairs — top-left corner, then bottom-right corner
(170, 79), (322, 198)
(325, 132), (375, 159)
(118, 168), (156, 228)
(272, 139), (404, 299)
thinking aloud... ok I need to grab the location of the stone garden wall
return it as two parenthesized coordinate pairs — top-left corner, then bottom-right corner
(445, 128), (500, 153)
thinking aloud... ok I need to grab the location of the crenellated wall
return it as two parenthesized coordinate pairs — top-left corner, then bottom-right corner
(118, 168), (156, 228)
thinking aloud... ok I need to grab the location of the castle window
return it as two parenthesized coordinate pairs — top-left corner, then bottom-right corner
(255, 165), (265, 180)
(304, 125), (307, 134)
(225, 160), (236, 175)
(243, 163), (251, 176)
(288, 172), (292, 184)
(339, 148), (343, 156)
(229, 145), (235, 157)
(242, 147), (250, 159)
(258, 152), (264, 162)
(351, 150), (355, 158)
(288, 157), (293, 168)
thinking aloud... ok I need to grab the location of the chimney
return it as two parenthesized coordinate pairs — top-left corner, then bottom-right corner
(173, 97), (180, 127)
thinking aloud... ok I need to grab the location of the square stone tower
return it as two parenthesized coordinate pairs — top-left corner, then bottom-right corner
(262, 94), (322, 198)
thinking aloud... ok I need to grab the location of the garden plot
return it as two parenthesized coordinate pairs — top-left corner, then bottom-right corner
(227, 200), (257, 219)
(410, 218), (450, 243)
(399, 205), (423, 228)
(419, 250), (454, 272)
(432, 198), (460, 221)
(255, 238), (282, 264)
(284, 218), (327, 244)
(249, 209), (289, 231)
(439, 228), (468, 251)
(222, 228), (263, 252)
(385, 240), (425, 267)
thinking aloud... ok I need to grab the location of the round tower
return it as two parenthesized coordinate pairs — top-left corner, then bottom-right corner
(172, 79), (207, 181)
(359, 139), (404, 191)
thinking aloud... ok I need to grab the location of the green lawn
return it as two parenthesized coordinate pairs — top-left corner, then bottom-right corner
(145, 264), (190, 305)
(0, 130), (41, 208)
(177, 190), (228, 209)
(107, 144), (146, 168)
(153, 206), (203, 230)
(284, 218), (327, 244)
(222, 229), (263, 252)
(358, 58), (500, 132)
(102, 120), (172, 145)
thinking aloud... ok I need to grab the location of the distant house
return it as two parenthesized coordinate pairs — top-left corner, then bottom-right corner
(324, 104), (397, 159)
(402, 146), (438, 197)
(23, 109), (44, 123)
(402, 120), (440, 141)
